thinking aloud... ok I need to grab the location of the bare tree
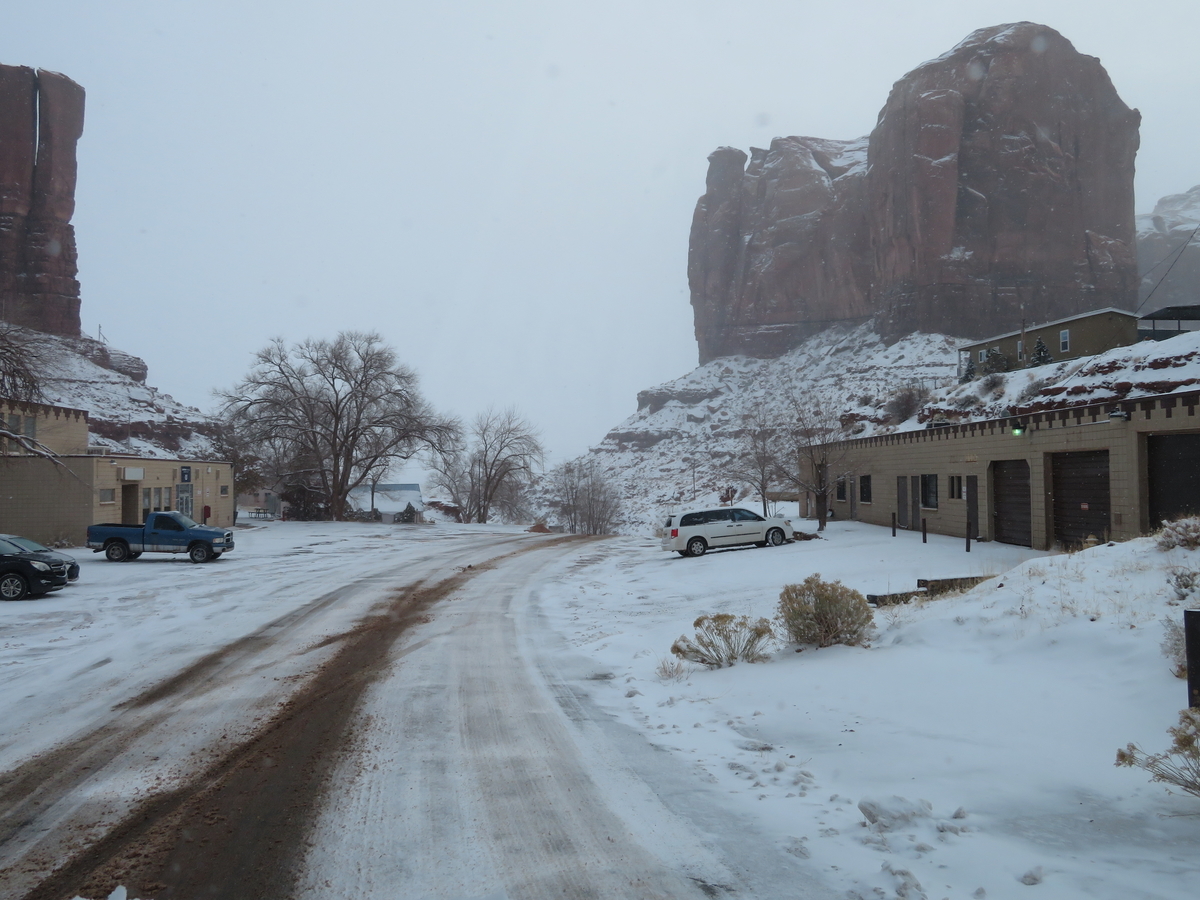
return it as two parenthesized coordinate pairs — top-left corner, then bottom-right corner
(546, 459), (622, 534)
(429, 407), (543, 524)
(218, 331), (458, 520)
(0, 322), (44, 403)
(775, 393), (855, 532)
(724, 406), (778, 517)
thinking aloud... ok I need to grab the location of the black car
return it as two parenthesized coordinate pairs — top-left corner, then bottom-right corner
(0, 536), (70, 601)
(0, 534), (80, 581)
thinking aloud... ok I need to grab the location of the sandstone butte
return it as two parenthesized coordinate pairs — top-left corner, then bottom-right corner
(688, 22), (1142, 364)
(0, 64), (86, 338)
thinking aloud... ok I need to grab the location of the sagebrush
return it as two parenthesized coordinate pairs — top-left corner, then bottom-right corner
(776, 574), (876, 648)
(1156, 517), (1200, 551)
(671, 614), (774, 668)
(1160, 618), (1188, 679)
(1116, 708), (1200, 799)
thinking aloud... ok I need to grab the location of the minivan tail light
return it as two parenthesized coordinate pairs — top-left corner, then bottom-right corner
(670, 528), (678, 538)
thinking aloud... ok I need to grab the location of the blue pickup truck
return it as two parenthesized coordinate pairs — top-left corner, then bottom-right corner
(87, 511), (235, 563)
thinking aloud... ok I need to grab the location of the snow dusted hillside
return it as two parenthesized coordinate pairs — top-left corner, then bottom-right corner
(1137, 184), (1200, 309)
(24, 328), (221, 459)
(578, 325), (1200, 535)
(582, 324), (960, 532)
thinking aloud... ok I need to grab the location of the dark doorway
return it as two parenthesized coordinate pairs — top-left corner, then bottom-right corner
(1051, 450), (1111, 547)
(896, 476), (908, 528)
(1148, 434), (1200, 525)
(120, 484), (140, 525)
(992, 459), (1032, 547)
(910, 475), (920, 531)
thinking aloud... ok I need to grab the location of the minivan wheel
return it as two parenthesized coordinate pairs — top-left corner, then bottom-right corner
(686, 537), (708, 557)
(766, 528), (785, 547)
(0, 572), (29, 601)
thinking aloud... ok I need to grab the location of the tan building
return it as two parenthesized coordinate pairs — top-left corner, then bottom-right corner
(1, 398), (234, 546)
(959, 308), (1139, 375)
(823, 389), (1200, 550)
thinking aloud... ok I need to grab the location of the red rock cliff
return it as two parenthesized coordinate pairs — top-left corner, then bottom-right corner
(689, 23), (1141, 362)
(0, 65), (85, 337)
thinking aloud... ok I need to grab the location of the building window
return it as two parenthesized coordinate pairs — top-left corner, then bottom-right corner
(948, 475), (963, 499)
(859, 475), (872, 503)
(836, 477), (846, 501)
(1060, 329), (1070, 353)
(99, 488), (116, 504)
(978, 349), (986, 363)
(920, 474), (939, 509)
(220, 485), (229, 496)
(164, 487), (172, 510)
(1016, 340), (1024, 361)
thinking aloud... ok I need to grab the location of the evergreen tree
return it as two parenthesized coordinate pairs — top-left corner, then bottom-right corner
(959, 357), (976, 383)
(982, 347), (1010, 374)
(1029, 337), (1053, 367)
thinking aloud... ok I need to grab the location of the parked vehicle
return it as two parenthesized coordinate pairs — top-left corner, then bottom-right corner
(661, 507), (794, 557)
(0, 536), (70, 600)
(87, 511), (235, 563)
(0, 535), (79, 581)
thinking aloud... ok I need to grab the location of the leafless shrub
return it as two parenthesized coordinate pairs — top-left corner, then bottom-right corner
(0, 322), (44, 402)
(980, 372), (1005, 393)
(1116, 708), (1200, 799)
(776, 574), (875, 648)
(671, 614), (774, 668)
(1167, 569), (1199, 606)
(1157, 517), (1200, 551)
(655, 656), (688, 682)
(884, 384), (930, 424)
(1161, 618), (1188, 679)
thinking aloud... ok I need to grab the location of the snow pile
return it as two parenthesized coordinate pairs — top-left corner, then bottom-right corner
(541, 521), (1200, 900)
(577, 323), (959, 532)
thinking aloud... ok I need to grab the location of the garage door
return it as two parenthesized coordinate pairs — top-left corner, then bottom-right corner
(992, 459), (1031, 547)
(1148, 434), (1200, 526)
(1051, 450), (1110, 547)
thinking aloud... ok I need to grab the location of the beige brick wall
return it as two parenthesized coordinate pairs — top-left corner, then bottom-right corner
(1, 399), (89, 456)
(0, 456), (94, 546)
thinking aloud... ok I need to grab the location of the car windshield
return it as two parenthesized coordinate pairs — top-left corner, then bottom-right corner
(0, 538), (25, 554)
(7, 537), (50, 553)
(173, 513), (199, 529)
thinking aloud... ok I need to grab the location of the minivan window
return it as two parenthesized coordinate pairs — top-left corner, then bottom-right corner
(732, 509), (763, 521)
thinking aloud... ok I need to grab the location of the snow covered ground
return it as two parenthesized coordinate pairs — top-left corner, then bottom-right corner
(533, 522), (1200, 900)
(5, 520), (1196, 899)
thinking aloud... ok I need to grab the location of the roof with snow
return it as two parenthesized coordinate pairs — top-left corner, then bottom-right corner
(346, 483), (424, 514)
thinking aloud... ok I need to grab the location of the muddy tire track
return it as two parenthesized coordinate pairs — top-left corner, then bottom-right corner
(8, 537), (574, 900)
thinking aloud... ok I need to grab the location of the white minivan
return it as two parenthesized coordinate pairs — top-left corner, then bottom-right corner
(661, 507), (794, 557)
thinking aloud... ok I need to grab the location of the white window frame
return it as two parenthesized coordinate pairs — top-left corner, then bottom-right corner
(1059, 329), (1070, 353)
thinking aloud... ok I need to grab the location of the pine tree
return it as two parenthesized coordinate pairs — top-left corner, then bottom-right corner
(982, 348), (1010, 374)
(1029, 337), (1053, 367)
(959, 357), (976, 383)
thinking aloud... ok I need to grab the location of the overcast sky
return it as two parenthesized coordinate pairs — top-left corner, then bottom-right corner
(2, 1), (1198, 465)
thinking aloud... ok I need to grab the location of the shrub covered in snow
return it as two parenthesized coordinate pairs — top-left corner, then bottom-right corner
(1156, 517), (1200, 551)
(670, 614), (774, 668)
(775, 574), (875, 648)
(1160, 617), (1189, 678)
(1116, 708), (1200, 800)
(883, 384), (930, 424)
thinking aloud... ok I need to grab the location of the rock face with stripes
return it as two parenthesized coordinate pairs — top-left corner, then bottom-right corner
(0, 64), (85, 337)
(688, 22), (1141, 363)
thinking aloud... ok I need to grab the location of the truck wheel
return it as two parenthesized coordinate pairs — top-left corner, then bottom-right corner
(105, 541), (131, 563)
(188, 543), (212, 564)
(1, 573), (29, 601)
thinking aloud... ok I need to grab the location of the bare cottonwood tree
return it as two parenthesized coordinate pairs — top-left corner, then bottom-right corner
(218, 331), (458, 520)
(0, 322), (43, 403)
(429, 407), (543, 524)
(724, 405), (778, 518)
(546, 459), (622, 534)
(775, 393), (855, 532)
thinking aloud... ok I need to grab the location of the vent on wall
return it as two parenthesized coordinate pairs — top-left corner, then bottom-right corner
(119, 467), (145, 481)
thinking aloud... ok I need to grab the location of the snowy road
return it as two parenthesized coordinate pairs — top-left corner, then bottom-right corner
(0, 524), (835, 900)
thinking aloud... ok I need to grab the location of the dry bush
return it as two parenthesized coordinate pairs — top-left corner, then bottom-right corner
(654, 656), (688, 682)
(671, 614), (774, 668)
(1157, 517), (1200, 551)
(775, 574), (876, 648)
(884, 385), (930, 424)
(1167, 569), (1199, 606)
(1161, 618), (1188, 679)
(1116, 708), (1200, 799)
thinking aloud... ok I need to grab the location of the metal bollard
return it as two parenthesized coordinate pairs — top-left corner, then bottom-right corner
(892, 512), (897, 537)
(1187, 609), (1200, 709)
(922, 518), (927, 543)
(965, 523), (971, 553)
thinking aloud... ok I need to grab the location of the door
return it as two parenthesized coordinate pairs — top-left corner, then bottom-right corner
(147, 513), (188, 552)
(1051, 450), (1110, 546)
(896, 476), (908, 528)
(849, 477), (858, 520)
(992, 460), (1032, 547)
(730, 508), (766, 543)
(704, 509), (736, 546)
(1148, 434), (1200, 525)
(910, 475), (921, 531)
(965, 475), (979, 540)
(177, 484), (194, 519)
(120, 484), (140, 525)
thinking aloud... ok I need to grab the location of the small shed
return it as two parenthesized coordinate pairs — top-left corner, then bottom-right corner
(1138, 305), (1200, 341)
(347, 483), (426, 524)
